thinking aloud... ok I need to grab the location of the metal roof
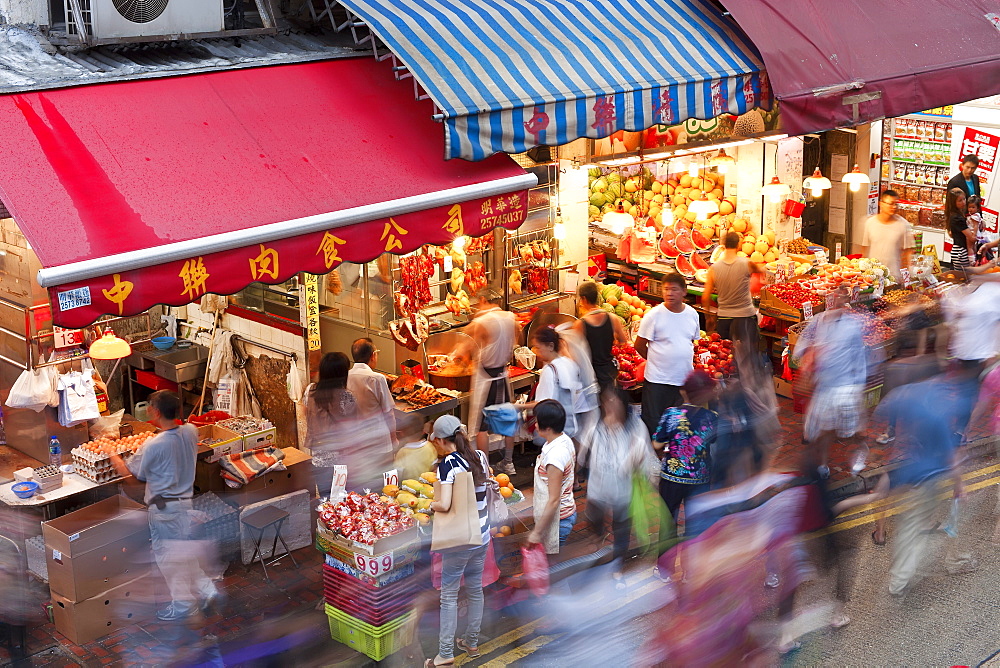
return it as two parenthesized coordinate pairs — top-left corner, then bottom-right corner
(0, 26), (359, 94)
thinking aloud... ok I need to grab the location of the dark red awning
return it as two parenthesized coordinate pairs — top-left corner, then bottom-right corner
(721, 0), (1000, 134)
(0, 58), (534, 328)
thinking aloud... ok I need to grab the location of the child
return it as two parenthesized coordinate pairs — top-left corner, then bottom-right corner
(393, 415), (437, 482)
(527, 400), (577, 555)
(969, 196), (999, 264)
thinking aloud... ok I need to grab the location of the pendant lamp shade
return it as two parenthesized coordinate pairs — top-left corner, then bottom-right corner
(602, 201), (633, 235)
(89, 328), (132, 360)
(841, 164), (872, 192)
(803, 167), (832, 197)
(761, 176), (791, 203)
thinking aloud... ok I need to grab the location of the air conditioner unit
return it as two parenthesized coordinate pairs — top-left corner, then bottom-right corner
(66, 0), (224, 41)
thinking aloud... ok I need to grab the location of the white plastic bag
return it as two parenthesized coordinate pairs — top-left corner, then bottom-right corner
(89, 409), (125, 440)
(5, 367), (55, 412)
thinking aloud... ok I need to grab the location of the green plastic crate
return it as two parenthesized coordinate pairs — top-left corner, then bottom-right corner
(325, 604), (414, 661)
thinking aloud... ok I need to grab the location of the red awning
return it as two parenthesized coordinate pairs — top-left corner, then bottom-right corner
(0, 59), (534, 328)
(721, 0), (1000, 134)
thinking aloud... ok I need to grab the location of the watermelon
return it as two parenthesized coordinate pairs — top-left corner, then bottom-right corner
(675, 254), (695, 278)
(659, 237), (679, 259)
(675, 232), (696, 255)
(691, 228), (712, 250)
(661, 228), (676, 243)
(691, 252), (709, 271)
(694, 268), (709, 284)
(589, 192), (607, 208)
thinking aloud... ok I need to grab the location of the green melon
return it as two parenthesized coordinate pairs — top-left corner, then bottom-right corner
(590, 192), (607, 208)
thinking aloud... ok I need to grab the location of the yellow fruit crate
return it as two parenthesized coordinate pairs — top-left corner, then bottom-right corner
(326, 605), (414, 661)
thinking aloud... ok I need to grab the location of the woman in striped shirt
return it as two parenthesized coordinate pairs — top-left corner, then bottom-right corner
(426, 415), (491, 667)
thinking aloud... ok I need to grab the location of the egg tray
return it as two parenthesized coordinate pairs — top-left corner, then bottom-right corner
(31, 466), (63, 493)
(73, 466), (126, 484)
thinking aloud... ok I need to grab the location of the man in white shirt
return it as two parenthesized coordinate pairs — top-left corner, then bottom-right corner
(635, 272), (701, 435)
(347, 338), (398, 450)
(861, 190), (914, 283)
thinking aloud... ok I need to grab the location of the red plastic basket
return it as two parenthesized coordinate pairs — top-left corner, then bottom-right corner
(324, 592), (415, 626)
(322, 564), (421, 604)
(783, 199), (806, 217)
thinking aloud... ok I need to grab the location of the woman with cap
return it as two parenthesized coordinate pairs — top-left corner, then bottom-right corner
(425, 415), (491, 667)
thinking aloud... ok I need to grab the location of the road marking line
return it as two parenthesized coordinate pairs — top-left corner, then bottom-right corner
(819, 474), (999, 535)
(475, 578), (661, 665)
(833, 463), (1000, 521)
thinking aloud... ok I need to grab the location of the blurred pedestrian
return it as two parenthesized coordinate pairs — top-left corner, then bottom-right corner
(652, 371), (718, 529)
(526, 326), (589, 441)
(426, 415), (492, 667)
(861, 190), (914, 283)
(302, 351), (357, 497)
(792, 286), (869, 477)
(574, 281), (628, 393)
(702, 231), (763, 345)
(583, 388), (657, 584)
(108, 391), (218, 621)
(946, 187), (974, 269)
(636, 272), (700, 435)
(528, 400), (577, 554)
(463, 289), (518, 472)
(876, 372), (977, 595)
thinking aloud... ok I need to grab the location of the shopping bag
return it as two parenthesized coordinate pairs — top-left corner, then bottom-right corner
(630, 473), (673, 557)
(431, 472), (482, 551)
(5, 367), (55, 412)
(520, 543), (550, 596)
(431, 540), (501, 589)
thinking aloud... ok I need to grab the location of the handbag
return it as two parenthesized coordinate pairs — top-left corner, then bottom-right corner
(431, 471), (482, 551)
(629, 472), (673, 557)
(477, 450), (510, 527)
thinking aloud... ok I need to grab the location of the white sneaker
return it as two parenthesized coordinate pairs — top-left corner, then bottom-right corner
(875, 433), (895, 445)
(501, 461), (516, 476)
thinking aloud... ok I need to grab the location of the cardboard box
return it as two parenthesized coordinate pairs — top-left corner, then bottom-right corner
(773, 377), (793, 399)
(194, 459), (226, 495)
(43, 495), (150, 602)
(242, 426), (278, 451)
(316, 519), (421, 566)
(51, 575), (148, 645)
(223, 447), (313, 507)
(197, 424), (243, 463)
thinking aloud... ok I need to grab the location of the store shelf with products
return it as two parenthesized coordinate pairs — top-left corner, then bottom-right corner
(880, 117), (954, 216)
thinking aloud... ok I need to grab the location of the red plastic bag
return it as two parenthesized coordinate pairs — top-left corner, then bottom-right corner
(431, 541), (501, 590)
(520, 543), (550, 596)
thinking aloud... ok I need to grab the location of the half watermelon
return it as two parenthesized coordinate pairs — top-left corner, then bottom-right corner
(691, 252), (709, 271)
(659, 236), (680, 259)
(691, 228), (712, 250)
(675, 254), (696, 278)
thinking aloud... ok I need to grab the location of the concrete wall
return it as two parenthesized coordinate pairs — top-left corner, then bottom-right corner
(0, 0), (47, 26)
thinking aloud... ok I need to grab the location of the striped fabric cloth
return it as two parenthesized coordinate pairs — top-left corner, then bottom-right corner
(220, 447), (287, 487)
(338, 0), (767, 160)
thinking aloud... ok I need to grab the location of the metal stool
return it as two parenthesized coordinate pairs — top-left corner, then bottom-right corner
(241, 506), (297, 582)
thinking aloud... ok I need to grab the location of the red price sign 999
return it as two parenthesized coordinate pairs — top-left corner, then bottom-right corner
(354, 551), (394, 577)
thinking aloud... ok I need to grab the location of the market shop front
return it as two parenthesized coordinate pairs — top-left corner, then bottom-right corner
(0, 54), (535, 647)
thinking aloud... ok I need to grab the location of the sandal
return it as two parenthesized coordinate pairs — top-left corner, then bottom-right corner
(457, 638), (481, 658)
(871, 529), (887, 546)
(424, 658), (454, 667)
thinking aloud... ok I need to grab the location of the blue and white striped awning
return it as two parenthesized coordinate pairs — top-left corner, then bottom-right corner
(336, 0), (768, 160)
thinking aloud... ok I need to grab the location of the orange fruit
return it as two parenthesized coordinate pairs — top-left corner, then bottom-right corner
(498, 525), (511, 536)
(495, 473), (510, 487)
(499, 486), (513, 499)
(382, 484), (400, 497)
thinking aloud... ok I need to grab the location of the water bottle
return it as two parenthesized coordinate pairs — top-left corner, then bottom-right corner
(49, 436), (61, 468)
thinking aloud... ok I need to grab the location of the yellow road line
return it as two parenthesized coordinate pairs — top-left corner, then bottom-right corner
(833, 462), (1000, 521)
(818, 474), (1000, 535)
(474, 578), (661, 666)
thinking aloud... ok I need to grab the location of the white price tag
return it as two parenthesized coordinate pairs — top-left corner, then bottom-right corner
(802, 302), (814, 320)
(835, 243), (842, 262)
(354, 551), (395, 577)
(330, 465), (348, 502)
(826, 292), (836, 310)
(900, 268), (911, 286)
(814, 250), (828, 265)
(874, 280), (885, 298)
(699, 352), (712, 365)
(443, 255), (453, 273)
(383, 469), (399, 489)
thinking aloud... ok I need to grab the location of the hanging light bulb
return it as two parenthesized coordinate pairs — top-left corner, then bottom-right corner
(803, 167), (832, 198)
(688, 194), (720, 221)
(710, 148), (736, 174)
(761, 176), (791, 204)
(661, 207), (675, 229)
(602, 200), (633, 236)
(841, 164), (872, 192)
(451, 234), (467, 251)
(552, 207), (566, 240)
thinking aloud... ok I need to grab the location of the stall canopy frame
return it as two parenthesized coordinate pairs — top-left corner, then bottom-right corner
(0, 58), (536, 328)
(329, 0), (770, 161)
(720, 0), (1000, 135)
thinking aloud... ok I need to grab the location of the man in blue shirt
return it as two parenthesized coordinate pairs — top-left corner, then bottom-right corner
(947, 154), (982, 201)
(875, 369), (977, 595)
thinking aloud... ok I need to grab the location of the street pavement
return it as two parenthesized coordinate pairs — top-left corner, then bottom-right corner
(447, 455), (1000, 668)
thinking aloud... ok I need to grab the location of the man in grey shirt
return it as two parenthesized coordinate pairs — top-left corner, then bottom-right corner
(110, 391), (217, 621)
(702, 231), (763, 346)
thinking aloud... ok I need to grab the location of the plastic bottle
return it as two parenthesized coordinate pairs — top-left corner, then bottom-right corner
(49, 436), (61, 468)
